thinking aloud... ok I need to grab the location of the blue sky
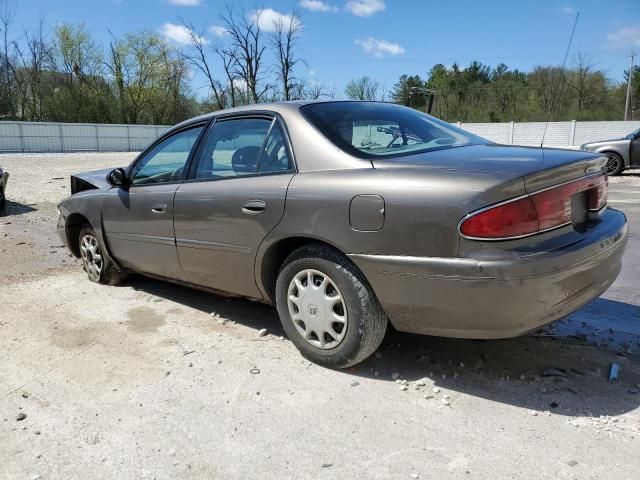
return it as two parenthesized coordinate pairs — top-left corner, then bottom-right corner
(9, 0), (640, 96)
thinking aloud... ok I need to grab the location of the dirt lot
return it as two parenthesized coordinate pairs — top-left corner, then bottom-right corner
(1, 153), (640, 480)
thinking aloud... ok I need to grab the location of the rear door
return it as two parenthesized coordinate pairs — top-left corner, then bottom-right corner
(102, 124), (205, 278)
(174, 114), (295, 298)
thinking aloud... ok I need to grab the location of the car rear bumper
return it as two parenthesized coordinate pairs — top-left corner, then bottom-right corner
(349, 208), (628, 339)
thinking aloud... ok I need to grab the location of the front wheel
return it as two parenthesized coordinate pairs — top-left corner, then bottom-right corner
(605, 152), (624, 176)
(78, 226), (126, 285)
(275, 244), (387, 368)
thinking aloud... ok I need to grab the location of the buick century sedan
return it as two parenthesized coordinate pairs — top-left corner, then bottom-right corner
(57, 101), (628, 368)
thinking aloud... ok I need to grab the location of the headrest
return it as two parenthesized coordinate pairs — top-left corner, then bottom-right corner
(231, 146), (261, 173)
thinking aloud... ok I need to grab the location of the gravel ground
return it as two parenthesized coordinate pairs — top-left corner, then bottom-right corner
(0, 153), (639, 480)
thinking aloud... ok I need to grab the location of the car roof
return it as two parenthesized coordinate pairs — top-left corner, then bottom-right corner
(171, 100), (390, 131)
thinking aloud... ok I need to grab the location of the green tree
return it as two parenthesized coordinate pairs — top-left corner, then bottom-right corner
(390, 74), (426, 107)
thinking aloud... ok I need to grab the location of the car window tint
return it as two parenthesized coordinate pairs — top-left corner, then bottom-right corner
(195, 118), (272, 180)
(131, 126), (203, 185)
(258, 123), (292, 173)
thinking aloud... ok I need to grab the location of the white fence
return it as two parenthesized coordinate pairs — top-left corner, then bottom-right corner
(0, 121), (171, 153)
(458, 120), (640, 147)
(0, 120), (638, 154)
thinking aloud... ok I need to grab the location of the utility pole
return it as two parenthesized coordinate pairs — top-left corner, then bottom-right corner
(624, 51), (635, 121)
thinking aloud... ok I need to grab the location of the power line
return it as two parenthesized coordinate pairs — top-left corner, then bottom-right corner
(540, 12), (579, 147)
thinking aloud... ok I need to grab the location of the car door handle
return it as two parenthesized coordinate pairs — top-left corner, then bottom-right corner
(151, 203), (168, 214)
(242, 200), (267, 215)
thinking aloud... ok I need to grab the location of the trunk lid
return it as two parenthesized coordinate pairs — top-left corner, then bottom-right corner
(372, 144), (607, 192)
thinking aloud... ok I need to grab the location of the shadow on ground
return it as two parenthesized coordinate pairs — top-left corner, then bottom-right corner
(128, 274), (284, 336)
(127, 274), (640, 418)
(0, 200), (37, 217)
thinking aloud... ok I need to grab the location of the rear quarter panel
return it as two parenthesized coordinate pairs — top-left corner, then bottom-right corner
(256, 167), (525, 297)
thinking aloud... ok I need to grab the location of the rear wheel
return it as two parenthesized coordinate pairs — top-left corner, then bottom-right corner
(275, 244), (387, 368)
(0, 185), (5, 210)
(78, 226), (126, 285)
(605, 152), (624, 176)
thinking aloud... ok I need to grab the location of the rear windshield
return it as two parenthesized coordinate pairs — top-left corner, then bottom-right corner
(300, 102), (487, 160)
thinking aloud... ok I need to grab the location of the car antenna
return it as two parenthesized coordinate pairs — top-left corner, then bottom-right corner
(540, 12), (580, 148)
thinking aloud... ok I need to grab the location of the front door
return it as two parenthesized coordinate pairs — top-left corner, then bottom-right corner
(174, 116), (295, 298)
(102, 124), (205, 278)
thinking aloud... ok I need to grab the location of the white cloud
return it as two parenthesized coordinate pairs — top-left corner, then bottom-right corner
(159, 23), (206, 45)
(167, 0), (201, 6)
(249, 8), (301, 32)
(355, 37), (404, 57)
(607, 24), (640, 49)
(345, 0), (385, 17)
(299, 0), (338, 12)
(559, 5), (575, 15)
(209, 25), (228, 37)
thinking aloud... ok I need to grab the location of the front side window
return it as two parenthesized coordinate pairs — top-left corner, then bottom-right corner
(301, 102), (487, 160)
(195, 117), (292, 179)
(131, 126), (203, 185)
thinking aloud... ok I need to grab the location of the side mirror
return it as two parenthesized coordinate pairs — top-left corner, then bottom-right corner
(108, 168), (128, 187)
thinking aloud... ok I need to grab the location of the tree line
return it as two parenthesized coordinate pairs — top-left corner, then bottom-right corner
(0, 1), (636, 125)
(352, 57), (639, 122)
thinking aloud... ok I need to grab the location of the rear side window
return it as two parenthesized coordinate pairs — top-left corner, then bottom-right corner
(301, 102), (486, 160)
(259, 123), (292, 173)
(195, 117), (293, 180)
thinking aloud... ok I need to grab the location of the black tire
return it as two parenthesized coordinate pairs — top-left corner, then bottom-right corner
(0, 186), (5, 211)
(605, 152), (624, 176)
(275, 244), (387, 368)
(78, 226), (127, 285)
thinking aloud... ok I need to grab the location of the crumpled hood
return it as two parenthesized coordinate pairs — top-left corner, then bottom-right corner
(71, 167), (119, 193)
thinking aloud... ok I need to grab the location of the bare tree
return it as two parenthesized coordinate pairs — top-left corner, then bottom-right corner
(344, 76), (380, 101)
(0, 0), (16, 117)
(565, 52), (596, 118)
(305, 80), (324, 100)
(221, 5), (269, 103)
(214, 41), (240, 108)
(271, 12), (302, 101)
(13, 18), (53, 120)
(179, 20), (225, 110)
(105, 31), (127, 123)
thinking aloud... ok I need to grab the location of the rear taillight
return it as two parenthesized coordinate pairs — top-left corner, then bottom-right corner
(459, 174), (607, 240)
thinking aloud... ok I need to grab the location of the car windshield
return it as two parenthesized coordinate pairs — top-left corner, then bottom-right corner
(300, 101), (487, 160)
